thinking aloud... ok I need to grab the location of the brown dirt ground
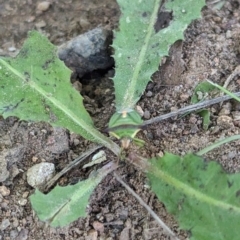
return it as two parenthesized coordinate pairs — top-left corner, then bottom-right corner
(1, 0), (240, 239)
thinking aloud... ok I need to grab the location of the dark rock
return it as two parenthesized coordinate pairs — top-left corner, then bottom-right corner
(58, 28), (113, 78)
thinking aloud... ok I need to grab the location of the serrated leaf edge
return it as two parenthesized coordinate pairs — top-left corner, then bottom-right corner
(149, 153), (240, 213)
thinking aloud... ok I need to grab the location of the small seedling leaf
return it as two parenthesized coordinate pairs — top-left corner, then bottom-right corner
(0, 31), (119, 154)
(30, 162), (117, 227)
(191, 81), (216, 130)
(191, 81), (216, 104)
(112, 0), (205, 112)
(198, 109), (210, 130)
(147, 152), (240, 240)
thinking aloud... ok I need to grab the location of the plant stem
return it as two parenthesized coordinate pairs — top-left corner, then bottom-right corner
(142, 92), (240, 126)
(197, 135), (240, 156)
(207, 80), (240, 102)
(113, 172), (180, 240)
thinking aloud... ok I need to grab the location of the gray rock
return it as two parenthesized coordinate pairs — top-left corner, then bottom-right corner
(144, 110), (151, 119)
(0, 218), (10, 231)
(58, 27), (113, 77)
(16, 229), (29, 240)
(0, 150), (9, 182)
(46, 127), (69, 154)
(27, 162), (55, 188)
(10, 230), (18, 239)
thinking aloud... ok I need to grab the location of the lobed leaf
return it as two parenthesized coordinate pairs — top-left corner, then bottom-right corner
(0, 31), (119, 154)
(30, 162), (117, 227)
(112, 0), (205, 112)
(147, 153), (240, 240)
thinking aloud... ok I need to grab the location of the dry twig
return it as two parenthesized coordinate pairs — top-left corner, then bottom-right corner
(43, 145), (102, 191)
(143, 91), (240, 126)
(113, 172), (180, 240)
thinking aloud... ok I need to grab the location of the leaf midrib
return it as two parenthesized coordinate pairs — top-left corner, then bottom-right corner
(122, 0), (162, 111)
(0, 58), (116, 151)
(151, 163), (240, 214)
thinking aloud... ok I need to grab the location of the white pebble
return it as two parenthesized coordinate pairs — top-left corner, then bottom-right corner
(37, 1), (51, 12)
(27, 163), (55, 188)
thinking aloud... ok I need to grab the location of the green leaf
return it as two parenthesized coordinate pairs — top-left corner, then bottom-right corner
(198, 109), (210, 130)
(190, 81), (215, 130)
(30, 162), (117, 227)
(112, 0), (205, 112)
(147, 153), (240, 240)
(207, 80), (240, 103)
(191, 81), (216, 104)
(0, 31), (119, 155)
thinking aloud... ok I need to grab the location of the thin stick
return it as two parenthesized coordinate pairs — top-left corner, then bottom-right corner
(43, 145), (102, 191)
(142, 92), (240, 126)
(113, 172), (180, 240)
(197, 135), (240, 156)
(222, 65), (240, 92)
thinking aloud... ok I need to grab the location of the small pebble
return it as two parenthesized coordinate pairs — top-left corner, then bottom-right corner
(105, 213), (114, 222)
(8, 46), (16, 52)
(157, 151), (164, 157)
(144, 110), (150, 119)
(18, 198), (27, 206)
(37, 1), (51, 12)
(189, 116), (197, 124)
(1, 202), (8, 210)
(92, 221), (104, 233)
(0, 186), (10, 196)
(10, 230), (18, 239)
(10, 164), (20, 180)
(0, 150), (10, 182)
(73, 138), (80, 146)
(170, 106), (178, 112)
(16, 229), (29, 240)
(12, 218), (19, 228)
(232, 111), (240, 120)
(0, 218), (10, 231)
(146, 91), (153, 97)
(119, 227), (130, 240)
(180, 93), (189, 101)
(146, 131), (153, 140)
(32, 156), (38, 162)
(226, 30), (232, 38)
(136, 105), (144, 117)
(26, 16), (35, 23)
(27, 162), (55, 188)
(218, 108), (231, 116)
(35, 20), (46, 28)
(79, 18), (90, 28)
(217, 115), (234, 129)
(119, 210), (128, 220)
(228, 151), (237, 159)
(87, 229), (98, 240)
(72, 81), (82, 92)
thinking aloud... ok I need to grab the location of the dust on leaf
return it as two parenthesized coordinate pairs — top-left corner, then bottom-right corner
(147, 152), (240, 240)
(0, 31), (119, 154)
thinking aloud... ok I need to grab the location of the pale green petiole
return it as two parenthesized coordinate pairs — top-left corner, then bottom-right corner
(108, 110), (143, 148)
